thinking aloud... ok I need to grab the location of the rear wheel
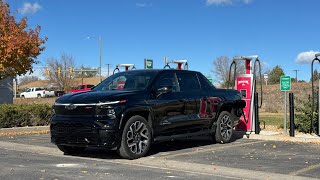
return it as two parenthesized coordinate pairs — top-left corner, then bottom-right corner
(117, 115), (152, 159)
(37, 94), (41, 98)
(215, 111), (233, 143)
(57, 145), (86, 155)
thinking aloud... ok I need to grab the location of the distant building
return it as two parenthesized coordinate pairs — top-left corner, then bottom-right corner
(0, 77), (13, 104)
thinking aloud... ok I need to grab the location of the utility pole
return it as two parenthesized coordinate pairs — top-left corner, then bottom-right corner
(99, 35), (102, 83)
(293, 69), (299, 83)
(106, 64), (110, 77)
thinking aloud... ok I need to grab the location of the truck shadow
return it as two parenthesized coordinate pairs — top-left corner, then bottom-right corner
(67, 132), (245, 160)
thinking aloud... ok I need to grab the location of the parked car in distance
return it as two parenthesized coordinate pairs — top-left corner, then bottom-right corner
(51, 69), (245, 159)
(20, 87), (55, 98)
(69, 84), (95, 93)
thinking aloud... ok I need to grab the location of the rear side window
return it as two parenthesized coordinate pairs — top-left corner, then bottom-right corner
(87, 85), (95, 89)
(176, 72), (200, 92)
(198, 73), (216, 89)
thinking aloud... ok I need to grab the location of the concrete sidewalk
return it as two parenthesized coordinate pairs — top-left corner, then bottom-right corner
(242, 130), (320, 144)
(1, 126), (320, 144)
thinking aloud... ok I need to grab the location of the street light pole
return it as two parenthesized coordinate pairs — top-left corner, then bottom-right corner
(99, 35), (102, 83)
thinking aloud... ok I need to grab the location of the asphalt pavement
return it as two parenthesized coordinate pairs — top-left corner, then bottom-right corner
(0, 133), (319, 180)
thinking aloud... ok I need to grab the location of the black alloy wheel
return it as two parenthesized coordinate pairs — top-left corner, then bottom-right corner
(215, 111), (233, 143)
(117, 115), (151, 159)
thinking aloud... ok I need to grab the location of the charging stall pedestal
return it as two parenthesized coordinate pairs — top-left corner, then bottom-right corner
(113, 64), (136, 74)
(163, 59), (188, 70)
(229, 55), (263, 134)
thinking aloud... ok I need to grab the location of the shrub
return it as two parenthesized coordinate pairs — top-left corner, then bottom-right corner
(0, 104), (52, 128)
(294, 95), (319, 133)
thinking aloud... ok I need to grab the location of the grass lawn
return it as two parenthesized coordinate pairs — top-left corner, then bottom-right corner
(259, 113), (284, 128)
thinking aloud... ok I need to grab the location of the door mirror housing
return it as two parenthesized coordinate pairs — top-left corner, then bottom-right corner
(156, 86), (172, 98)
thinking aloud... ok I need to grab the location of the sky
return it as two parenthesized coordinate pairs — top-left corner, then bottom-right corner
(5, 0), (320, 83)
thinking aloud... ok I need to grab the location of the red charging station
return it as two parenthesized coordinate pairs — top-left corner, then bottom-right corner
(113, 64), (136, 74)
(229, 56), (262, 134)
(163, 58), (189, 70)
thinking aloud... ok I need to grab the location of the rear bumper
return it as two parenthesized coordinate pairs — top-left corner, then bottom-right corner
(50, 115), (119, 149)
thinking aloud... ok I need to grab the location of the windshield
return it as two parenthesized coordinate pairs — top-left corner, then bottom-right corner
(93, 71), (158, 91)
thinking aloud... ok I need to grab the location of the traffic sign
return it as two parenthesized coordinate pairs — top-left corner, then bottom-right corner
(280, 75), (291, 91)
(144, 59), (153, 69)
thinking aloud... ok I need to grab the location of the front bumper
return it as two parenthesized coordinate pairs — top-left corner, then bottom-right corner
(50, 115), (119, 149)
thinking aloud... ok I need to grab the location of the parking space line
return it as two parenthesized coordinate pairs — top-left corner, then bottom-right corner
(289, 163), (320, 176)
(158, 140), (264, 159)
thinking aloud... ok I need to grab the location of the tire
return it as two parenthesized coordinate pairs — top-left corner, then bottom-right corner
(215, 111), (234, 143)
(57, 145), (86, 155)
(117, 115), (152, 159)
(21, 95), (25, 99)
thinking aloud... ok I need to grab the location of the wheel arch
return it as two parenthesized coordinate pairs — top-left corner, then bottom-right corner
(119, 107), (154, 136)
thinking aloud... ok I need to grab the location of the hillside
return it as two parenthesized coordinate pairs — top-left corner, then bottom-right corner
(261, 82), (313, 113)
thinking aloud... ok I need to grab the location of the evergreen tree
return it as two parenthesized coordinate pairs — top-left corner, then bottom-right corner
(310, 69), (319, 82)
(268, 65), (285, 84)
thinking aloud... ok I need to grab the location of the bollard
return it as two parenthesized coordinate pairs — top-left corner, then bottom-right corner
(254, 93), (260, 134)
(289, 93), (295, 137)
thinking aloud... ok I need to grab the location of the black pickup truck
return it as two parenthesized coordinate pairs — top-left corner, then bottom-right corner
(51, 69), (245, 159)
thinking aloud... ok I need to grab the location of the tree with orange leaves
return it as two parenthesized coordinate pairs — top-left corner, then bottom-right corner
(0, 0), (47, 80)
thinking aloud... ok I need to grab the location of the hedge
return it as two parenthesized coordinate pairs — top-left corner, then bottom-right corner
(0, 104), (52, 128)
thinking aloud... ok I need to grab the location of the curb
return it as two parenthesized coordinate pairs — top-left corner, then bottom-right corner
(0, 126), (49, 133)
(243, 132), (320, 144)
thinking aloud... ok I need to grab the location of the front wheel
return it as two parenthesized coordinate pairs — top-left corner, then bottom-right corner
(117, 115), (152, 159)
(215, 111), (234, 143)
(57, 145), (86, 155)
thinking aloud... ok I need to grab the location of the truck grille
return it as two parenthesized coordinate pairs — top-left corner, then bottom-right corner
(51, 122), (99, 145)
(54, 105), (95, 116)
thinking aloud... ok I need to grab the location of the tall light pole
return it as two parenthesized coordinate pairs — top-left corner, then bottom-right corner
(86, 35), (102, 83)
(99, 35), (102, 83)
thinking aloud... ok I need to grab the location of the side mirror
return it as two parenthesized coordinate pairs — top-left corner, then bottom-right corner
(156, 86), (172, 98)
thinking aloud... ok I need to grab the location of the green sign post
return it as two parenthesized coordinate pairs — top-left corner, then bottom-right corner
(144, 59), (153, 69)
(280, 75), (291, 134)
(280, 76), (291, 91)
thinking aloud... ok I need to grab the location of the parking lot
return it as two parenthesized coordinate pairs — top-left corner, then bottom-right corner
(0, 133), (319, 179)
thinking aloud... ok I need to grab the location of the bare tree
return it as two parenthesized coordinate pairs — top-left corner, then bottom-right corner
(73, 66), (98, 78)
(45, 53), (76, 91)
(18, 76), (40, 86)
(211, 56), (245, 87)
(212, 56), (269, 87)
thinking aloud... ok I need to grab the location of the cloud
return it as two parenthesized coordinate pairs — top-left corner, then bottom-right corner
(18, 2), (41, 15)
(296, 51), (320, 64)
(136, 3), (152, 8)
(206, 0), (253, 6)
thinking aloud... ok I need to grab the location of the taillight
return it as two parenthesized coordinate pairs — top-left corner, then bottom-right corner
(43, 91), (45, 94)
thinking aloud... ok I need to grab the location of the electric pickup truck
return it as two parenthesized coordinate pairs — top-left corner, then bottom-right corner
(50, 69), (245, 159)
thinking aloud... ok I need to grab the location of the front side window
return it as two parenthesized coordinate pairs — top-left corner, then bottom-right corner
(154, 72), (180, 92)
(78, 85), (85, 90)
(93, 71), (158, 91)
